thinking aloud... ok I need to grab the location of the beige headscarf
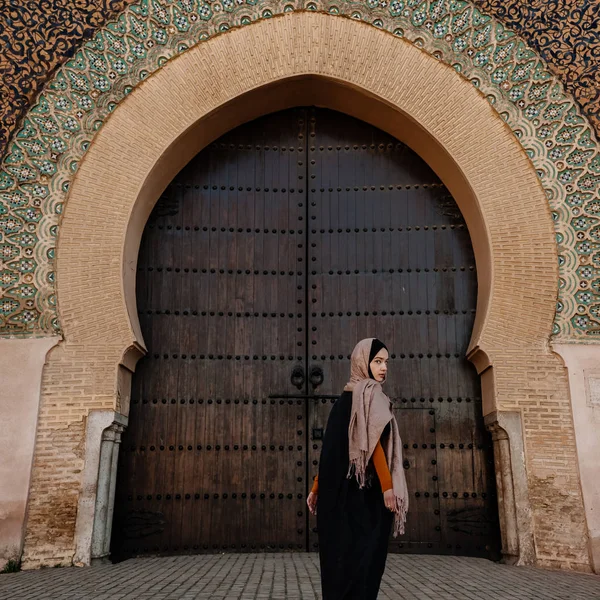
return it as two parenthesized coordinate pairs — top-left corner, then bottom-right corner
(345, 338), (409, 537)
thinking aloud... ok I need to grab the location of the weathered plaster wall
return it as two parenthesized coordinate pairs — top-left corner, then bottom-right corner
(553, 343), (600, 572)
(0, 337), (58, 565)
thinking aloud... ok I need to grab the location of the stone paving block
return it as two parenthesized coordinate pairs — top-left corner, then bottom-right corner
(0, 554), (599, 600)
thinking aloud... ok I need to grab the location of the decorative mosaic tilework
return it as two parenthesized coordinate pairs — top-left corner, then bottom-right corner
(471, 0), (600, 140)
(2, 1), (598, 162)
(0, 0), (136, 167)
(0, 0), (599, 338)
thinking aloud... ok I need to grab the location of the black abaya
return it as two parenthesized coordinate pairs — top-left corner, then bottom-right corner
(317, 391), (394, 600)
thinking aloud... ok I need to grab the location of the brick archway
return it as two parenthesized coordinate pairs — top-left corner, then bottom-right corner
(13, 12), (592, 570)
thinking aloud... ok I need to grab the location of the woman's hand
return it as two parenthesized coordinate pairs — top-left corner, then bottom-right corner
(383, 489), (396, 512)
(307, 491), (318, 515)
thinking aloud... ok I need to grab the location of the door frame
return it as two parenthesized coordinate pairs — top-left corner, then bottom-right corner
(19, 12), (587, 568)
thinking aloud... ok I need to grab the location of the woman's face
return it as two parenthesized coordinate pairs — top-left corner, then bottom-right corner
(369, 348), (389, 383)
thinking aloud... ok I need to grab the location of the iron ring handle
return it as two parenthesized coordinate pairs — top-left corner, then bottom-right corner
(309, 366), (324, 389)
(290, 365), (305, 390)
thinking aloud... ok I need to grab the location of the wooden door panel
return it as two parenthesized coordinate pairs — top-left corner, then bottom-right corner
(306, 108), (499, 558)
(113, 109), (309, 557)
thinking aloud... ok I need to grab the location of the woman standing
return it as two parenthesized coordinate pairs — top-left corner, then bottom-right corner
(306, 338), (409, 600)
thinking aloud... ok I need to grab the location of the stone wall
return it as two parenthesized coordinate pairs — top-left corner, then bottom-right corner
(1, 0), (598, 574)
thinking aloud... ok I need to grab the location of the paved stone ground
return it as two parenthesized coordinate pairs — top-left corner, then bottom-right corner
(1, 554), (599, 600)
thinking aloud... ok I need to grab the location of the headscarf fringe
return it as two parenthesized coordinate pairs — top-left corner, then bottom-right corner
(346, 452), (369, 489)
(393, 496), (408, 537)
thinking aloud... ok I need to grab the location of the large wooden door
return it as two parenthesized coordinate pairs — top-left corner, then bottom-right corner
(111, 108), (500, 560)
